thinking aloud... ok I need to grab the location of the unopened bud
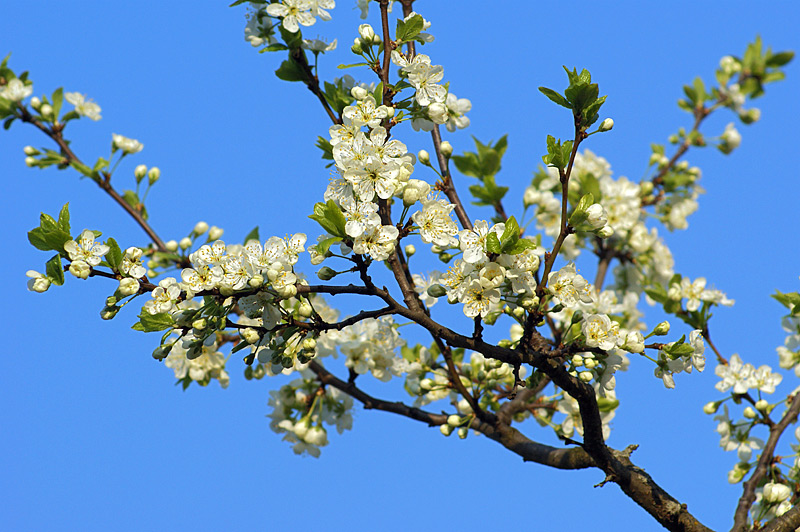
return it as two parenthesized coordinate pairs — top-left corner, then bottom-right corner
(350, 86), (368, 100)
(350, 39), (364, 55)
(152, 345), (171, 360)
(298, 301), (313, 318)
(179, 237), (192, 250)
(447, 415), (461, 427)
(755, 399), (769, 412)
(118, 277), (140, 297)
(440, 424), (453, 436)
(404, 244), (416, 257)
(24, 145), (38, 156)
(703, 401), (719, 415)
(30, 96), (41, 110)
(165, 239), (178, 252)
(134, 164), (147, 182)
(193, 221), (209, 235)
(653, 321), (670, 336)
(457, 427), (468, 439)
(302, 338), (317, 351)
(192, 318), (208, 331)
(147, 166), (160, 185)
(439, 140), (453, 158)
(40, 103), (53, 117)
(572, 354), (584, 367)
(317, 266), (337, 281)
(417, 149), (430, 165)
(358, 24), (379, 44)
(208, 226), (224, 240)
(426, 284), (447, 298)
(598, 118), (614, 132)
(25, 156), (36, 167)
(100, 305), (120, 320)
(69, 260), (91, 280)
(639, 181), (654, 196)
(249, 274), (264, 288)
(743, 406), (757, 419)
(240, 327), (261, 345)
(584, 358), (597, 370)
(579, 371), (593, 383)
(596, 225), (614, 239)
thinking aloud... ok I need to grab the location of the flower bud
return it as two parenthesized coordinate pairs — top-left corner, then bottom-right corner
(426, 284), (447, 298)
(179, 237), (192, 250)
(728, 464), (747, 484)
(193, 221), (209, 235)
(240, 327), (261, 345)
(163, 239), (178, 252)
(584, 359), (597, 370)
(350, 86), (368, 100)
(148, 166), (160, 185)
(317, 266), (337, 281)
(703, 401), (719, 415)
(579, 371), (593, 382)
(118, 277), (140, 297)
(24, 145), (38, 156)
(598, 118), (614, 132)
(26, 270), (51, 293)
(585, 204), (608, 230)
(755, 399), (769, 412)
(440, 424), (453, 436)
(763, 482), (792, 504)
(653, 321), (670, 336)
(596, 225), (614, 239)
(742, 406), (757, 419)
(134, 164), (147, 182)
(639, 181), (654, 196)
(350, 39), (364, 55)
(447, 415), (461, 427)
(300, 337), (315, 352)
(739, 108), (760, 124)
(100, 305), (120, 320)
(30, 96), (41, 110)
(623, 331), (645, 353)
(208, 226), (224, 240)
(152, 344), (171, 360)
(439, 140), (453, 158)
(305, 426), (328, 446)
(69, 260), (91, 280)
(457, 426), (468, 439)
(298, 301), (313, 318)
(572, 354), (584, 367)
(427, 102), (447, 124)
(417, 149), (430, 165)
(25, 156), (37, 167)
(420, 378), (434, 391)
(40, 103), (53, 117)
(404, 244), (416, 257)
(358, 24), (379, 44)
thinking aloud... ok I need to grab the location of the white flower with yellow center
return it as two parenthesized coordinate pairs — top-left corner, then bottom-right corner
(111, 133), (143, 154)
(266, 0), (316, 33)
(64, 229), (109, 267)
(65, 92), (102, 121)
(581, 314), (622, 351)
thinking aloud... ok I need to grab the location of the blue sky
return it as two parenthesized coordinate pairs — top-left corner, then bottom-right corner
(2, 1), (799, 531)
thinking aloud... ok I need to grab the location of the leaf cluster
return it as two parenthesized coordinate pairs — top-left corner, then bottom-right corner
(539, 67), (607, 132)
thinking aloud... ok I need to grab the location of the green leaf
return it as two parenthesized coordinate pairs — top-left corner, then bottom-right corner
(644, 284), (668, 304)
(51, 87), (64, 120)
(28, 210), (72, 253)
(105, 238), (123, 271)
(315, 136), (334, 161)
(57, 203), (70, 233)
(308, 200), (347, 237)
(45, 254), (65, 286)
(499, 216), (521, 253)
(485, 232), (501, 254)
(275, 58), (309, 83)
(132, 311), (175, 332)
(538, 87), (571, 108)
(337, 62), (370, 69)
(452, 152), (481, 178)
(313, 236), (342, 256)
(396, 14), (423, 42)
(259, 43), (290, 53)
(244, 226), (260, 245)
(765, 50), (794, 67)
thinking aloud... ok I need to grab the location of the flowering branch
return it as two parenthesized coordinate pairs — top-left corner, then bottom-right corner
(731, 393), (800, 532)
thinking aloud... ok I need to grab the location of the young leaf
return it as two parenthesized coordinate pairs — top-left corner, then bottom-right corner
(45, 254), (65, 286)
(105, 238), (123, 271)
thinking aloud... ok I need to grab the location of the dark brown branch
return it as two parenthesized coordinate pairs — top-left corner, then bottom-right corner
(308, 359), (593, 470)
(431, 124), (472, 231)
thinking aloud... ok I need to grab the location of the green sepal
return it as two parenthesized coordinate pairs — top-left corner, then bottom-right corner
(259, 43), (289, 53)
(773, 290), (800, 310)
(132, 311), (175, 332)
(230, 341), (250, 354)
(105, 238), (123, 271)
(45, 254), (65, 286)
(596, 397), (619, 412)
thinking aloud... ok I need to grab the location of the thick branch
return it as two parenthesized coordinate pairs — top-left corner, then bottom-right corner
(431, 124), (472, 230)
